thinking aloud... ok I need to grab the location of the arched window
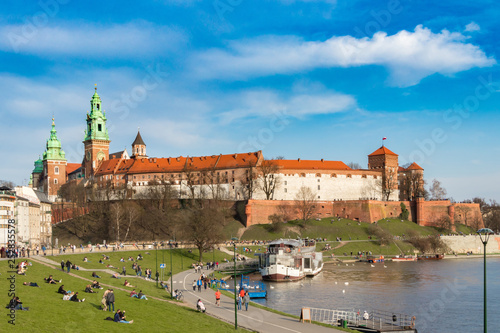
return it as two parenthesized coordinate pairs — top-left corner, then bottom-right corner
(54, 166), (59, 175)
(54, 178), (58, 184)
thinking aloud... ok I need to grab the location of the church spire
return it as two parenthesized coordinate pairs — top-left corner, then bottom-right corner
(43, 117), (66, 161)
(84, 85), (109, 141)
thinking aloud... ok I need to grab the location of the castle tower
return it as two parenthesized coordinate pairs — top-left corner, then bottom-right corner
(42, 117), (67, 199)
(83, 86), (110, 178)
(131, 130), (147, 158)
(368, 146), (399, 200)
(31, 156), (43, 189)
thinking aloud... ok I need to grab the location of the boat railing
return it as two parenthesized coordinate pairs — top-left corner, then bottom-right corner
(308, 307), (415, 331)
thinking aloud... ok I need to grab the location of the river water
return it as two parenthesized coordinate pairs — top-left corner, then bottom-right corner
(247, 257), (500, 333)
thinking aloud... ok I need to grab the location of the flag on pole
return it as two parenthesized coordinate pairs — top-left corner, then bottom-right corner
(382, 137), (387, 140)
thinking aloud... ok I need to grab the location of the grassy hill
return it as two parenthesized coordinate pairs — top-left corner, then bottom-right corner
(0, 250), (248, 333)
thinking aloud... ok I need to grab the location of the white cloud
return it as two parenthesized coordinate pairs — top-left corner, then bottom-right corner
(465, 22), (480, 32)
(217, 88), (356, 123)
(0, 21), (186, 57)
(191, 25), (495, 86)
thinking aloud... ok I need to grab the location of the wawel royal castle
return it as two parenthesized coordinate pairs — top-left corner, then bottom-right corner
(30, 88), (424, 205)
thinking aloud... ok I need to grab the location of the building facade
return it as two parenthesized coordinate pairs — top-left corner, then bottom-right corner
(31, 88), (422, 206)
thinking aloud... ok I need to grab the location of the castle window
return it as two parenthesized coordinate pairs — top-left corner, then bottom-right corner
(54, 166), (59, 175)
(331, 174), (337, 178)
(54, 179), (58, 184)
(316, 173), (321, 177)
(347, 174), (352, 178)
(300, 173), (306, 177)
(284, 181), (287, 185)
(96, 103), (100, 110)
(98, 124), (102, 132)
(317, 179), (320, 182)
(318, 196), (320, 199)
(318, 185), (321, 190)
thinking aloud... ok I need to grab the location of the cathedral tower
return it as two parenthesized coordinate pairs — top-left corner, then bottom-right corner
(83, 86), (110, 178)
(42, 117), (67, 199)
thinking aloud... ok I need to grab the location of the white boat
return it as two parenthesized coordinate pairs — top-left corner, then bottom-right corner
(257, 239), (323, 282)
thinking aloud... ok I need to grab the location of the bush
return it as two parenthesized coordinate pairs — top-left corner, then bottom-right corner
(399, 202), (409, 220)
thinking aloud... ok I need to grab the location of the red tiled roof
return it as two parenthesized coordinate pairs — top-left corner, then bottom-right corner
(95, 151), (263, 176)
(66, 163), (81, 175)
(273, 159), (351, 170)
(406, 162), (424, 170)
(368, 146), (398, 156)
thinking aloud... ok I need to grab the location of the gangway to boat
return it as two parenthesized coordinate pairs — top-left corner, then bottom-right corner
(305, 307), (417, 333)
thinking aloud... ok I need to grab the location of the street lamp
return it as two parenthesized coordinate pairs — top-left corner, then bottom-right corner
(477, 228), (493, 333)
(155, 241), (158, 287)
(169, 240), (174, 299)
(231, 237), (238, 330)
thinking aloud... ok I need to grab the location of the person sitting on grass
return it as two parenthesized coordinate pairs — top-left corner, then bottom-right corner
(119, 257), (125, 262)
(197, 299), (206, 313)
(83, 257), (88, 262)
(70, 292), (85, 302)
(58, 285), (67, 294)
(130, 289), (138, 297)
(92, 272), (101, 279)
(111, 273), (121, 279)
(137, 290), (147, 300)
(92, 280), (103, 289)
(23, 282), (40, 287)
(7, 296), (29, 311)
(106, 264), (117, 269)
(160, 281), (169, 292)
(123, 280), (134, 287)
(85, 284), (97, 293)
(44, 275), (61, 284)
(114, 309), (133, 324)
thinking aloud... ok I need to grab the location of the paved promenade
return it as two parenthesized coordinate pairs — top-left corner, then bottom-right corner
(173, 268), (343, 332)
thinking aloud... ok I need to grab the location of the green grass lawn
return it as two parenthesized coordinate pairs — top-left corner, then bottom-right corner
(45, 248), (232, 302)
(0, 258), (249, 332)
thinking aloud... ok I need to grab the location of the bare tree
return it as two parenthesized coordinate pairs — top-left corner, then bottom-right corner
(0, 180), (16, 188)
(380, 170), (398, 201)
(347, 162), (362, 169)
(400, 172), (425, 201)
(429, 179), (447, 200)
(257, 159), (281, 200)
(180, 202), (226, 262)
(294, 186), (317, 222)
(182, 161), (199, 199)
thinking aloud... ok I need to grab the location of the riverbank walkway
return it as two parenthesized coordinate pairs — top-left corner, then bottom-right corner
(173, 267), (344, 332)
(23, 254), (343, 332)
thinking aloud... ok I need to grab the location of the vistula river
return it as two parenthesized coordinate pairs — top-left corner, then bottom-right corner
(243, 257), (500, 333)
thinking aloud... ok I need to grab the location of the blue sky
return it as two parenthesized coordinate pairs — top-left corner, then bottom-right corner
(1, 0), (499, 201)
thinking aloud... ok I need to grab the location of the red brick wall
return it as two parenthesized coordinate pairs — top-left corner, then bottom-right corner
(245, 199), (484, 228)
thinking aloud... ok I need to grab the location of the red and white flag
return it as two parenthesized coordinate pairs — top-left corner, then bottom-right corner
(382, 137), (387, 140)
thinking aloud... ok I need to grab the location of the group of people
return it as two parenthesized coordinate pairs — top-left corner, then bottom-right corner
(237, 289), (250, 311)
(58, 285), (85, 302)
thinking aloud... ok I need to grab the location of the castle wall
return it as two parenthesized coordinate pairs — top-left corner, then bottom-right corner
(441, 235), (500, 254)
(245, 199), (483, 228)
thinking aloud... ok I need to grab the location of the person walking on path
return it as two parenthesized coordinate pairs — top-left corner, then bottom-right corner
(197, 278), (202, 292)
(60, 260), (65, 271)
(192, 280), (196, 291)
(237, 294), (242, 310)
(66, 260), (72, 273)
(243, 291), (250, 311)
(215, 289), (221, 306)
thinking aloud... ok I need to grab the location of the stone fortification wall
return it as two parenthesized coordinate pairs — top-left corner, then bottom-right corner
(441, 235), (500, 254)
(245, 199), (483, 228)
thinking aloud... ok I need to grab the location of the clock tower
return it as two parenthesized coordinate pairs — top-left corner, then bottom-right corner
(83, 86), (110, 179)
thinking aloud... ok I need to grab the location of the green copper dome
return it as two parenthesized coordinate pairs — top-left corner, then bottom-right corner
(32, 157), (43, 173)
(43, 118), (66, 161)
(84, 86), (110, 141)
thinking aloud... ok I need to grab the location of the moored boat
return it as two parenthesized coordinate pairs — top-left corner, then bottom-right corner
(257, 239), (323, 282)
(417, 254), (444, 260)
(392, 255), (417, 262)
(366, 255), (384, 263)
